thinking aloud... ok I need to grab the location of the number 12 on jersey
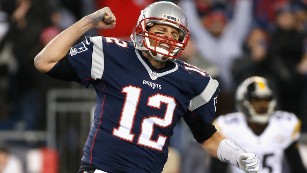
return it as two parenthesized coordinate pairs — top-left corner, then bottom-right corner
(112, 86), (176, 151)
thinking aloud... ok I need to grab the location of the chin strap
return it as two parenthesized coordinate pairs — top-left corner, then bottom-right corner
(148, 50), (169, 61)
(249, 114), (271, 124)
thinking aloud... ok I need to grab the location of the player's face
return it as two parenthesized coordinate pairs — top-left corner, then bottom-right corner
(249, 97), (271, 114)
(148, 24), (180, 55)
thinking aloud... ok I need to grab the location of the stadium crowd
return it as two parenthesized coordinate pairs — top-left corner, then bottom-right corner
(0, 0), (306, 172)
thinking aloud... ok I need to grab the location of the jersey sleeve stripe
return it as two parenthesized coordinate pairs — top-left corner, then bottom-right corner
(292, 119), (301, 140)
(90, 36), (105, 80)
(188, 77), (219, 111)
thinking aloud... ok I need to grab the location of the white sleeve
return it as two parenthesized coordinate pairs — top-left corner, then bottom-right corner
(225, 0), (253, 43)
(179, 1), (217, 61)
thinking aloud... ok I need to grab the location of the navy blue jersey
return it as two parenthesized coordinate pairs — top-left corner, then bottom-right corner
(64, 36), (219, 173)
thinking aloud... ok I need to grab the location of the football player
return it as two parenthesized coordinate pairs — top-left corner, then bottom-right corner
(34, 2), (259, 173)
(210, 76), (306, 173)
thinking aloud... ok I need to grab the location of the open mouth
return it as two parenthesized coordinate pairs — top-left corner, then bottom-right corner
(159, 43), (170, 49)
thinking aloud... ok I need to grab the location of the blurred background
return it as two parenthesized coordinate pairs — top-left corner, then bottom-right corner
(0, 0), (306, 172)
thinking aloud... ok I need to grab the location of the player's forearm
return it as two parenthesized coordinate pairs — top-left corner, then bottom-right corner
(34, 16), (94, 73)
(201, 131), (224, 158)
(202, 131), (260, 173)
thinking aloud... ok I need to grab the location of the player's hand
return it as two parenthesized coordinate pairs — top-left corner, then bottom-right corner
(87, 7), (116, 29)
(237, 153), (260, 173)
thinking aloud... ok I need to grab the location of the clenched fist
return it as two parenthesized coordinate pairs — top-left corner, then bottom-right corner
(87, 7), (116, 29)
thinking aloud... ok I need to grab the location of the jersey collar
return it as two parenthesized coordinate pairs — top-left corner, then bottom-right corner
(135, 50), (178, 80)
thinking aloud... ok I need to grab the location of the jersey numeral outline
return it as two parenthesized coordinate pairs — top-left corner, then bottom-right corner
(105, 37), (128, 47)
(112, 86), (176, 151)
(184, 62), (208, 77)
(263, 153), (274, 173)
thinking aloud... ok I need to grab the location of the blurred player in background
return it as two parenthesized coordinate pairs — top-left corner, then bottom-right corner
(34, 1), (260, 173)
(0, 146), (23, 173)
(210, 76), (306, 173)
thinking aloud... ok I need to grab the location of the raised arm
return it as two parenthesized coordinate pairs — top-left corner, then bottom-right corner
(34, 7), (116, 73)
(225, 0), (253, 43)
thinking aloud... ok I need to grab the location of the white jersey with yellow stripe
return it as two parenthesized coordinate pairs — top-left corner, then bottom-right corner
(214, 110), (301, 173)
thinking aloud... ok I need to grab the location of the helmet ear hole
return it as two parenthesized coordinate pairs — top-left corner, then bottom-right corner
(145, 26), (151, 31)
(178, 31), (185, 42)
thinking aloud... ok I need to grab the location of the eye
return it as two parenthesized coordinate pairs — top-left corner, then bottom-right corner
(154, 31), (165, 35)
(172, 32), (179, 40)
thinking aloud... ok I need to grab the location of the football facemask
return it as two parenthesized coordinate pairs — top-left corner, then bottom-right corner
(131, 1), (190, 61)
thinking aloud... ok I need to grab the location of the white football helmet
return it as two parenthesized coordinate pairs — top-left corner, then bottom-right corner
(131, 1), (190, 61)
(236, 76), (277, 124)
